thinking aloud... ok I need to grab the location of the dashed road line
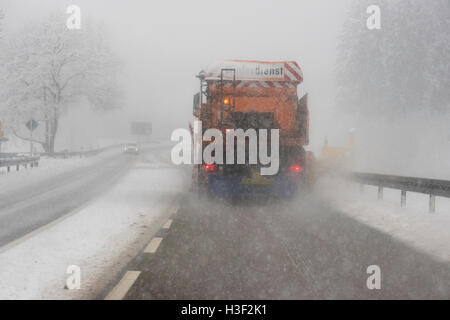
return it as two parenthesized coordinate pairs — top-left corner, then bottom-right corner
(170, 204), (180, 215)
(144, 237), (163, 253)
(162, 219), (173, 229)
(103, 198), (180, 299)
(104, 270), (141, 300)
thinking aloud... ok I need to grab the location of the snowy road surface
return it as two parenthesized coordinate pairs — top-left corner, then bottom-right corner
(0, 144), (188, 299)
(108, 192), (450, 299)
(1, 144), (449, 299)
(0, 149), (135, 247)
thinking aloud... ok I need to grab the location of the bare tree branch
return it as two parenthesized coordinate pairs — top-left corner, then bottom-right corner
(12, 128), (45, 145)
(60, 72), (85, 91)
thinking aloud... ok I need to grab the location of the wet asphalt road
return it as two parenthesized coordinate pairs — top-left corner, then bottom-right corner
(0, 150), (136, 248)
(119, 192), (450, 299)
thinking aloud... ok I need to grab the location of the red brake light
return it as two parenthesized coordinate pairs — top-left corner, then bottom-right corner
(289, 165), (303, 173)
(202, 164), (216, 172)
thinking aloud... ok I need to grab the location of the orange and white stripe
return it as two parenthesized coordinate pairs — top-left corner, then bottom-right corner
(204, 60), (303, 84)
(223, 81), (297, 88)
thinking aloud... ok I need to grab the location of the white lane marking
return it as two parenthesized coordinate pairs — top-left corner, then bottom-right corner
(162, 219), (173, 229)
(144, 237), (163, 253)
(170, 204), (179, 215)
(104, 270), (141, 300)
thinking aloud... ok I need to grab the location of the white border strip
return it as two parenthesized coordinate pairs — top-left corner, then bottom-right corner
(144, 237), (163, 253)
(162, 219), (173, 229)
(104, 270), (141, 300)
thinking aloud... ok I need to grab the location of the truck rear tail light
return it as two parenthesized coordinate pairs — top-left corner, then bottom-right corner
(202, 164), (216, 172)
(289, 165), (303, 173)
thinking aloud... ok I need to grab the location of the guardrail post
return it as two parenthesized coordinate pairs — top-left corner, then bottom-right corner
(377, 186), (383, 200)
(16, 164), (19, 171)
(429, 195), (435, 213)
(401, 190), (406, 208)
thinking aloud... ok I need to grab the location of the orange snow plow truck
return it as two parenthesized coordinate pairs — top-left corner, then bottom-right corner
(191, 60), (315, 198)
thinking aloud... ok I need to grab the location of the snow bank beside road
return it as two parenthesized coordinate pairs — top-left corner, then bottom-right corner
(319, 177), (450, 263)
(0, 150), (188, 299)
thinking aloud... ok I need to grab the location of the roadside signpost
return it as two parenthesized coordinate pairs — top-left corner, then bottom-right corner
(25, 119), (39, 155)
(25, 119), (39, 132)
(0, 120), (4, 154)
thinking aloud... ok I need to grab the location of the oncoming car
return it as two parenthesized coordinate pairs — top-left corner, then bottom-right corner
(123, 143), (140, 154)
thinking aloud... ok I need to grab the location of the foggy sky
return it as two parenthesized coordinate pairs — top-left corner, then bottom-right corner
(1, 0), (352, 152)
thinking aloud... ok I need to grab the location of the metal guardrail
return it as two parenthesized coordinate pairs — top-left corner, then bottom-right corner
(40, 144), (124, 159)
(0, 155), (40, 172)
(352, 172), (450, 213)
(0, 143), (142, 174)
(0, 144), (123, 172)
(0, 153), (20, 158)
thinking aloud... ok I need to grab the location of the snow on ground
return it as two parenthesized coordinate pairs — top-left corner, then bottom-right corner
(0, 150), (189, 299)
(0, 148), (122, 193)
(318, 176), (450, 263)
(0, 141), (164, 194)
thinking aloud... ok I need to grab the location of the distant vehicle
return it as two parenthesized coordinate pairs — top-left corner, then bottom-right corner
(123, 143), (140, 154)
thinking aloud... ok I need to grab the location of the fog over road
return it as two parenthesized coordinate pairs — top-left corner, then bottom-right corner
(115, 192), (450, 299)
(1, 0), (449, 305)
(0, 144), (449, 299)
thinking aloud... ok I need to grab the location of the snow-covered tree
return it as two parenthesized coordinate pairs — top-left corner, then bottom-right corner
(0, 14), (122, 152)
(336, 0), (450, 119)
(336, 1), (450, 174)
